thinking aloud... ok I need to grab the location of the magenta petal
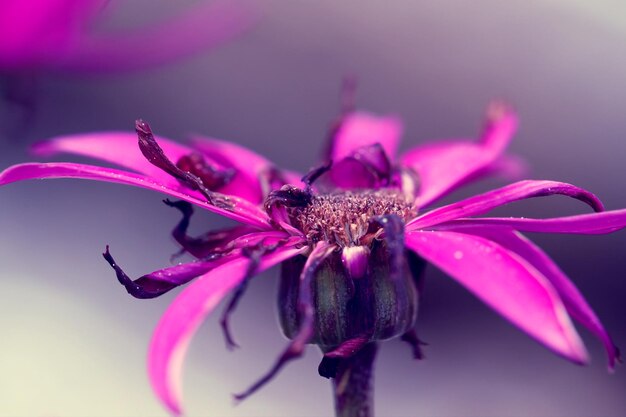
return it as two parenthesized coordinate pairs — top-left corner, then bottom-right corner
(328, 144), (392, 189)
(407, 180), (605, 231)
(103, 246), (234, 299)
(53, 0), (258, 73)
(443, 209), (626, 235)
(446, 224), (619, 369)
(191, 135), (298, 203)
(400, 103), (519, 208)
(228, 231), (301, 250)
(148, 244), (307, 415)
(31, 131), (192, 187)
(266, 204), (306, 237)
(474, 154), (529, 182)
(405, 230), (589, 363)
(345, 143), (391, 179)
(401, 141), (495, 207)
(479, 101), (519, 153)
(391, 167), (421, 201)
(281, 169), (305, 188)
(0, 0), (101, 70)
(191, 135), (272, 176)
(32, 129), (256, 201)
(341, 246), (370, 279)
(29, 128), (297, 204)
(32, 128), (280, 203)
(443, 154), (529, 198)
(0, 162), (271, 229)
(330, 112), (403, 162)
(135, 120), (233, 203)
(328, 158), (377, 189)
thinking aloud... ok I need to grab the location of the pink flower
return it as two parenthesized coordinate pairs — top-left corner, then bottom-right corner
(1, 103), (624, 415)
(0, 0), (257, 73)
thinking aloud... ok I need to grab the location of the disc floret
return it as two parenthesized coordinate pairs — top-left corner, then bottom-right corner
(288, 189), (416, 247)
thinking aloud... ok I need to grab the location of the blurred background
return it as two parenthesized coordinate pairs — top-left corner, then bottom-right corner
(1, 0), (625, 416)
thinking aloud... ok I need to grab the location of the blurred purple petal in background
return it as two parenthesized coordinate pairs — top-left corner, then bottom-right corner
(0, 0), (257, 73)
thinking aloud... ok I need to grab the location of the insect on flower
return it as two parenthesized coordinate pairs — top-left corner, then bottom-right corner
(1, 101), (625, 417)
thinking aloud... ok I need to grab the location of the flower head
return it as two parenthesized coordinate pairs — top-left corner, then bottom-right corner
(1, 102), (624, 415)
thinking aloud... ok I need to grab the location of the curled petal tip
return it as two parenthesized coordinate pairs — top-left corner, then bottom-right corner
(480, 100), (518, 152)
(102, 246), (114, 262)
(135, 119), (151, 135)
(570, 344), (590, 366)
(486, 100), (515, 123)
(166, 401), (183, 417)
(608, 346), (622, 373)
(163, 198), (194, 217)
(231, 393), (243, 405)
(30, 140), (54, 157)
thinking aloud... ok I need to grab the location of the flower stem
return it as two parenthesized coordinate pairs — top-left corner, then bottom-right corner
(332, 342), (378, 417)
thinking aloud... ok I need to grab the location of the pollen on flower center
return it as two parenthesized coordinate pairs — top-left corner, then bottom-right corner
(289, 189), (416, 246)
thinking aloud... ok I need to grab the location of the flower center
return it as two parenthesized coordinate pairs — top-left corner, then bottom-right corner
(289, 189), (415, 246)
